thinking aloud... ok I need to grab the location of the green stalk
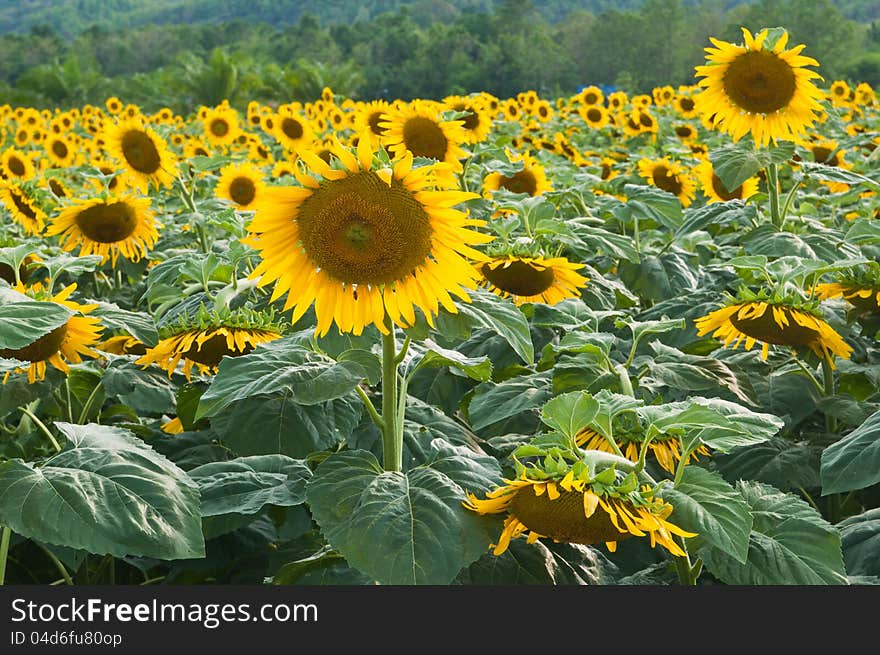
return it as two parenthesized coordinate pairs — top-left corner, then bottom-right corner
(19, 407), (62, 453)
(821, 357), (837, 435)
(767, 163), (782, 228)
(0, 526), (11, 585)
(37, 543), (73, 586)
(381, 316), (403, 472)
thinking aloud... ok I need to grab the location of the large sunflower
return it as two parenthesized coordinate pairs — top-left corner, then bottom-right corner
(695, 160), (759, 203)
(104, 118), (177, 192)
(244, 135), (491, 336)
(380, 101), (468, 172)
(637, 157), (696, 206)
(694, 28), (825, 146)
(482, 151), (552, 198)
(47, 194), (158, 265)
(695, 298), (852, 366)
(814, 268), (880, 314)
(0, 284), (103, 384)
(214, 162), (266, 211)
(464, 469), (694, 556)
(480, 255), (588, 306)
(0, 184), (47, 235)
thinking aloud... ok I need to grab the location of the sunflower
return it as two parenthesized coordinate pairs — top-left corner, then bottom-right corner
(443, 95), (492, 143)
(104, 118), (177, 192)
(44, 135), (78, 168)
(464, 468), (694, 557)
(136, 308), (283, 380)
(183, 138), (211, 160)
(694, 28), (825, 146)
(577, 428), (710, 475)
(202, 105), (241, 148)
(355, 100), (393, 143)
(672, 124), (698, 142)
(637, 157), (696, 206)
(673, 93), (699, 118)
(88, 159), (129, 195)
(380, 101), (468, 172)
(828, 80), (851, 106)
(575, 85), (604, 107)
(531, 99), (554, 123)
(215, 162), (266, 211)
(161, 417), (184, 434)
(105, 97), (123, 114)
(0, 184), (47, 235)
(695, 160), (759, 203)
(653, 85), (675, 106)
(620, 109), (657, 137)
(0, 284), (103, 384)
(801, 138), (851, 193)
(47, 194), (158, 265)
(273, 106), (314, 152)
(501, 99), (522, 122)
(814, 268), (880, 314)
(480, 255), (588, 306)
(579, 104), (610, 129)
(97, 334), (147, 356)
(482, 151), (552, 198)
(695, 297), (852, 366)
(1, 148), (36, 181)
(244, 135), (491, 336)
(607, 91), (628, 111)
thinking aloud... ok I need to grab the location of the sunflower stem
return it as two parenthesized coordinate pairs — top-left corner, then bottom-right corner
(792, 358), (824, 393)
(356, 386), (384, 432)
(673, 441), (698, 488)
(381, 316), (403, 472)
(0, 526), (11, 585)
(37, 542), (73, 586)
(767, 163), (782, 228)
(821, 357), (837, 434)
(19, 406), (62, 453)
(78, 382), (104, 424)
(615, 363), (634, 397)
(779, 177), (802, 225)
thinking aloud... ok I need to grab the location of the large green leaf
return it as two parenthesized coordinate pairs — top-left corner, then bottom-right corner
(701, 481), (847, 585)
(540, 391), (599, 440)
(458, 540), (609, 585)
(714, 437), (821, 491)
(306, 450), (498, 584)
(0, 300), (73, 350)
(196, 337), (367, 419)
(838, 509), (880, 577)
(710, 140), (794, 190)
(86, 300), (159, 347)
(407, 339), (492, 382)
(820, 410), (880, 495)
(456, 288), (534, 364)
(665, 466), (752, 563)
(468, 372), (553, 431)
(0, 423), (204, 559)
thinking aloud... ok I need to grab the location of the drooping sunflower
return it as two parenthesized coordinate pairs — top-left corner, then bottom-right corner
(480, 255), (588, 306)
(695, 296), (853, 366)
(0, 183), (47, 235)
(46, 194), (158, 265)
(1, 148), (36, 182)
(814, 268), (880, 314)
(380, 101), (469, 172)
(694, 28), (825, 146)
(202, 104), (241, 148)
(244, 135), (491, 336)
(637, 157), (696, 206)
(0, 284), (103, 384)
(695, 160), (759, 203)
(104, 118), (178, 192)
(214, 162), (266, 211)
(464, 466), (694, 556)
(577, 428), (710, 475)
(136, 308), (284, 380)
(482, 151), (552, 199)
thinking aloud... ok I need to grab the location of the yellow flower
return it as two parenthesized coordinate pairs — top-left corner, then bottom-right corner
(576, 428), (710, 475)
(215, 162), (266, 211)
(380, 101), (468, 173)
(480, 255), (588, 306)
(104, 118), (178, 192)
(637, 157), (696, 206)
(694, 160), (759, 203)
(482, 151), (552, 198)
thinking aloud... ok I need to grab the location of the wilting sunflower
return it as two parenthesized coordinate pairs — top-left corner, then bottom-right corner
(464, 464), (694, 556)
(214, 162), (266, 211)
(97, 334), (147, 356)
(443, 95), (492, 143)
(695, 296), (853, 366)
(694, 28), (825, 146)
(380, 101), (469, 172)
(1, 148), (36, 181)
(0, 183), (47, 235)
(0, 284), (103, 384)
(814, 268), (880, 314)
(577, 428), (710, 475)
(244, 135), (491, 336)
(480, 255), (588, 306)
(136, 307), (283, 380)
(104, 118), (177, 192)
(47, 194), (158, 265)
(483, 151), (552, 198)
(202, 104), (241, 148)
(637, 157), (696, 207)
(695, 160), (759, 203)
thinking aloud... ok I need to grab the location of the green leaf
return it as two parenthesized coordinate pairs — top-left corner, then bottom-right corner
(799, 161), (879, 189)
(0, 423), (204, 559)
(306, 450), (498, 584)
(710, 141), (794, 190)
(540, 391), (599, 439)
(189, 455), (311, 516)
(623, 184), (683, 230)
(590, 389), (644, 438)
(337, 349), (381, 386)
(197, 337), (368, 420)
(408, 339), (492, 382)
(665, 466), (753, 563)
(41, 253), (104, 281)
(458, 540), (609, 584)
(102, 359), (176, 415)
(676, 200), (753, 237)
(838, 509), (880, 577)
(820, 409), (880, 495)
(701, 481), (847, 585)
(468, 372), (553, 431)
(0, 300), (73, 350)
(85, 300), (159, 347)
(456, 288), (534, 364)
(714, 437), (821, 491)
(421, 439), (503, 496)
(271, 545), (348, 585)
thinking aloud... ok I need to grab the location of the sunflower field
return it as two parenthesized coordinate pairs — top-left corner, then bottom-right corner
(0, 27), (879, 587)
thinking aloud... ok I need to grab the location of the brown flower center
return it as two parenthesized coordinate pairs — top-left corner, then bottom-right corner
(183, 332), (253, 367)
(497, 169), (538, 196)
(281, 117), (304, 141)
(481, 259), (555, 296)
(651, 165), (683, 196)
(710, 173), (743, 200)
(120, 129), (161, 174)
(402, 116), (449, 161)
(0, 323), (68, 363)
(7, 156), (26, 177)
(74, 201), (139, 244)
(510, 489), (630, 545)
(229, 176), (256, 206)
(730, 306), (820, 346)
(722, 50), (797, 114)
